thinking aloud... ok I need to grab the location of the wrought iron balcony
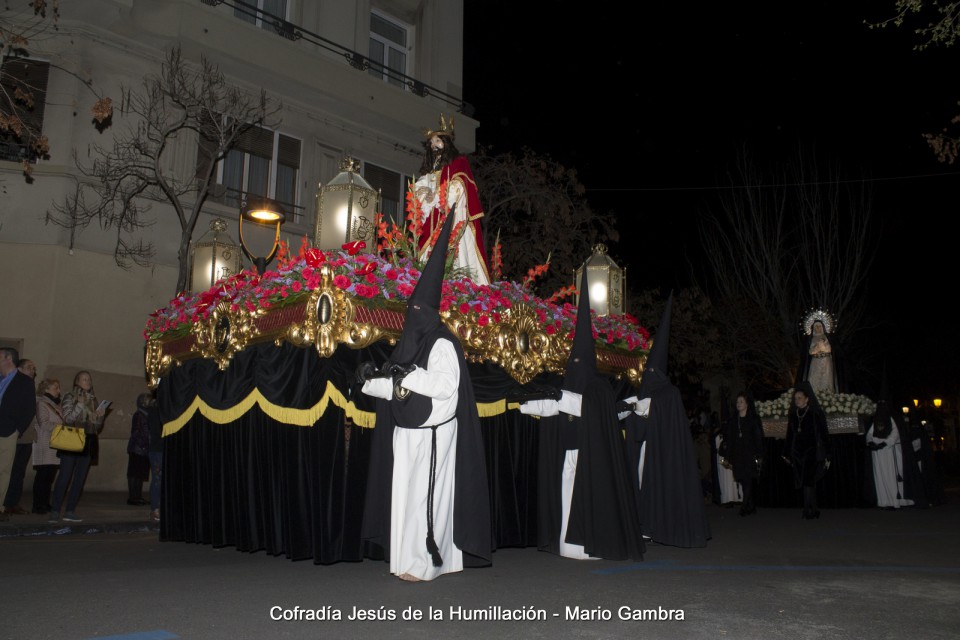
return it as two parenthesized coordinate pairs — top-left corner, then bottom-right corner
(201, 0), (473, 116)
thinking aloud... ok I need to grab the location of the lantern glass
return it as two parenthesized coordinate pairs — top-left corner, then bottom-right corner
(575, 244), (625, 316)
(315, 156), (379, 251)
(189, 218), (242, 293)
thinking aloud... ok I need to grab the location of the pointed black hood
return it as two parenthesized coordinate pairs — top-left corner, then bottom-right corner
(390, 208), (455, 364)
(873, 363), (893, 437)
(563, 273), (597, 394)
(647, 291), (673, 376)
(637, 291), (673, 398)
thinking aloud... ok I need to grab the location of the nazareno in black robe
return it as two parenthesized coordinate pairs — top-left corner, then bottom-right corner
(862, 412), (924, 507)
(536, 374), (645, 561)
(359, 209), (492, 568)
(624, 368), (711, 548)
(360, 323), (493, 568)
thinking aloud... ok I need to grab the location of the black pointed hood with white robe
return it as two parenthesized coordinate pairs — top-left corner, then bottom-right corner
(361, 209), (492, 567)
(536, 275), (645, 560)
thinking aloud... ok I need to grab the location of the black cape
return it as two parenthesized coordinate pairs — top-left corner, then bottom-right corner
(862, 414), (924, 507)
(536, 375), (645, 560)
(624, 372), (710, 548)
(360, 326), (493, 567)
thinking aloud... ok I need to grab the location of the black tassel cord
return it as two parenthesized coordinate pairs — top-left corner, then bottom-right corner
(425, 425), (443, 567)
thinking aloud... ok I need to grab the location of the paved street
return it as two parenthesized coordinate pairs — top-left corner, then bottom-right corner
(4, 488), (960, 640)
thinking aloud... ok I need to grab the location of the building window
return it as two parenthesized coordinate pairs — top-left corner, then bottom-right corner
(235, 0), (288, 31)
(362, 162), (410, 223)
(198, 124), (302, 223)
(369, 10), (410, 88)
(0, 58), (50, 163)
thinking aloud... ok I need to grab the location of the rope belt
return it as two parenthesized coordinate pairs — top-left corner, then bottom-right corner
(399, 413), (455, 567)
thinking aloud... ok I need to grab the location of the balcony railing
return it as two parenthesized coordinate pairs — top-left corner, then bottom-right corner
(201, 0), (473, 116)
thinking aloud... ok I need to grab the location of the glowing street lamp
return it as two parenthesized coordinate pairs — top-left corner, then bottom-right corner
(239, 196), (286, 275)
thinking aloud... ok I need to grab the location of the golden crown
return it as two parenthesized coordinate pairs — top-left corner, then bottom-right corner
(422, 113), (455, 139)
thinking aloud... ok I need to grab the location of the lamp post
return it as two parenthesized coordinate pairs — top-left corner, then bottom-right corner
(314, 156), (380, 252)
(574, 243), (626, 316)
(189, 218), (242, 293)
(239, 196), (286, 275)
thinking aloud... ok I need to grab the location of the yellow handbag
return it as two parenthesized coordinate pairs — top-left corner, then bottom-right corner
(50, 424), (86, 452)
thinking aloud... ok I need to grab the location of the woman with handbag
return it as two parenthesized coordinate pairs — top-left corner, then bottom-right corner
(49, 371), (105, 523)
(31, 378), (62, 515)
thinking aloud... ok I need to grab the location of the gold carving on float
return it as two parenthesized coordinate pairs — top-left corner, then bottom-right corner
(147, 285), (646, 388)
(284, 265), (395, 358)
(144, 340), (172, 389)
(192, 299), (262, 370)
(444, 303), (567, 384)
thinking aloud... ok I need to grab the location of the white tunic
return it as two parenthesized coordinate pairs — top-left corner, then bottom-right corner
(715, 433), (741, 504)
(866, 419), (914, 509)
(362, 338), (464, 580)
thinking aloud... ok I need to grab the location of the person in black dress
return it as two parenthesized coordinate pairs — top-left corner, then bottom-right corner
(722, 392), (764, 516)
(782, 382), (830, 519)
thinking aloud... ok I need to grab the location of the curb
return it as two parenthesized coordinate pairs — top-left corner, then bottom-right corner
(0, 521), (160, 538)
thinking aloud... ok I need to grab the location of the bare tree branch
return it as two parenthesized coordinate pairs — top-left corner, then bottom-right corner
(470, 145), (619, 296)
(698, 148), (878, 390)
(46, 47), (279, 293)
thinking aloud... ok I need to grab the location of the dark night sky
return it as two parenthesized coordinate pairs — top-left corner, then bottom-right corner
(463, 1), (960, 403)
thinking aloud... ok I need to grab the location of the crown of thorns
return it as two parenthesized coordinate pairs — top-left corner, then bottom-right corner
(801, 308), (836, 335)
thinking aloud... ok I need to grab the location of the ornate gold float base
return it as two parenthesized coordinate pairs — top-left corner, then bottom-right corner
(146, 265), (646, 389)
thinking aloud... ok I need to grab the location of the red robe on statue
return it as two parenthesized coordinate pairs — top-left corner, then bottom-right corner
(415, 155), (490, 284)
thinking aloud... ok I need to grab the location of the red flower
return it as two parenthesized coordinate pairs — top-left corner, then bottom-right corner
(356, 284), (379, 299)
(342, 241), (366, 256)
(305, 248), (327, 269)
(459, 303), (470, 315)
(546, 324), (556, 335)
(385, 269), (398, 281)
(334, 275), (350, 289)
(478, 315), (489, 327)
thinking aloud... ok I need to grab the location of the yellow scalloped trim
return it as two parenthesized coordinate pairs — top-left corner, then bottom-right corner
(162, 382), (515, 435)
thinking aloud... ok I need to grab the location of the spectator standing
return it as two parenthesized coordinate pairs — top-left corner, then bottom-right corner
(31, 378), (62, 514)
(3, 358), (37, 514)
(126, 392), (152, 506)
(0, 347), (36, 522)
(49, 371), (106, 523)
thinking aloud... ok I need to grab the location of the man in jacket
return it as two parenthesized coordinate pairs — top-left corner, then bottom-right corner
(0, 348), (37, 521)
